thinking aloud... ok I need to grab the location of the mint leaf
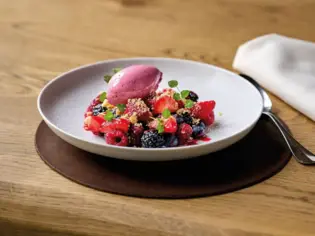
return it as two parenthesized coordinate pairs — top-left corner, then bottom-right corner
(157, 119), (164, 133)
(104, 110), (114, 121)
(162, 108), (171, 118)
(99, 92), (107, 102)
(116, 104), (126, 113)
(185, 99), (194, 108)
(168, 80), (178, 88)
(173, 92), (181, 101)
(181, 90), (190, 99)
(112, 67), (122, 73)
(104, 75), (112, 83)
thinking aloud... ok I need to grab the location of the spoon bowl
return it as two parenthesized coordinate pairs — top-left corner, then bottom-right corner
(240, 74), (315, 165)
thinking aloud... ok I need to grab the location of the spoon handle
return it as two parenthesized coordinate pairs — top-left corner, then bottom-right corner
(263, 111), (315, 165)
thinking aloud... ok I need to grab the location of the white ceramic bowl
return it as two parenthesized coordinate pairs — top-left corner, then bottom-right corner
(37, 57), (263, 161)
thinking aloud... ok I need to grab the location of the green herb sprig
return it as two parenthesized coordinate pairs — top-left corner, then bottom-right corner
(104, 110), (114, 121)
(116, 104), (126, 113)
(162, 108), (171, 119)
(104, 67), (123, 83)
(99, 92), (107, 102)
(168, 80), (194, 108)
(156, 118), (164, 133)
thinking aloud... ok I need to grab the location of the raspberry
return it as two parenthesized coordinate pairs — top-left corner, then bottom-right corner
(129, 124), (144, 147)
(99, 118), (130, 133)
(204, 111), (215, 126)
(105, 130), (128, 146)
(177, 123), (193, 144)
(191, 101), (216, 125)
(125, 98), (152, 121)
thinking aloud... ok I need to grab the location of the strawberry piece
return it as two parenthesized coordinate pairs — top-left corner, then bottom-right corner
(153, 96), (178, 114)
(191, 100), (216, 125)
(99, 118), (130, 133)
(84, 111), (93, 118)
(125, 98), (152, 121)
(84, 116), (104, 133)
(164, 116), (177, 133)
(148, 119), (158, 129)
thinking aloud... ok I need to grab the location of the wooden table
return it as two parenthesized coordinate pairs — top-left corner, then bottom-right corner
(1, 0), (315, 235)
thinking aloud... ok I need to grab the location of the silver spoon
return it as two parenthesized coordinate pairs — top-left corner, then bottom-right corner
(240, 74), (315, 165)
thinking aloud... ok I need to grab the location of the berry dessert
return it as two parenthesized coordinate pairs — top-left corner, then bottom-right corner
(83, 65), (216, 148)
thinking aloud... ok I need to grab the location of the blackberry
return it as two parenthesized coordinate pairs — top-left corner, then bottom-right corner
(163, 135), (179, 147)
(192, 121), (206, 138)
(141, 130), (165, 148)
(92, 104), (106, 116)
(187, 91), (199, 102)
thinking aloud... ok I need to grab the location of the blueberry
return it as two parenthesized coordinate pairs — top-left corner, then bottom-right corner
(92, 104), (106, 116)
(183, 115), (193, 125)
(174, 114), (193, 125)
(174, 114), (185, 124)
(192, 121), (206, 138)
(163, 135), (179, 147)
(187, 91), (199, 102)
(141, 130), (165, 148)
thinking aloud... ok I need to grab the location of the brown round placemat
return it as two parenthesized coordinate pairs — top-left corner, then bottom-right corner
(35, 117), (291, 199)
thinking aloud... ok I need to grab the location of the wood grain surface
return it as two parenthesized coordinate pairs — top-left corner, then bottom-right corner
(1, 0), (315, 235)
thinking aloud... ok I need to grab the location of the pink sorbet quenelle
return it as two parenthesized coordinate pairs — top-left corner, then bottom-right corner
(107, 65), (162, 105)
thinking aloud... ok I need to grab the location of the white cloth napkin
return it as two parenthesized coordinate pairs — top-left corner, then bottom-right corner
(233, 33), (315, 121)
